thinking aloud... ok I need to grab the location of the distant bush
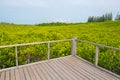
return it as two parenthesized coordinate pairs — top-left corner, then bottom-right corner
(0, 22), (14, 25)
(36, 22), (69, 26)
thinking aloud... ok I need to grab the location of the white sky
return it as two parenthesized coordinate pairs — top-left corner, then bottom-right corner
(0, 0), (120, 24)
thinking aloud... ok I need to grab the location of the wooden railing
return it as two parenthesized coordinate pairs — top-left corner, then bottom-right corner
(77, 39), (120, 66)
(0, 37), (120, 68)
(0, 39), (72, 67)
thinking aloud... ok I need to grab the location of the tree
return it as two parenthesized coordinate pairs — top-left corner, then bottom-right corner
(115, 12), (120, 20)
(108, 13), (112, 20)
(87, 13), (113, 22)
(88, 16), (94, 22)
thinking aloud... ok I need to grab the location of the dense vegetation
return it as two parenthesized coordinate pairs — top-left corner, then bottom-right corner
(0, 21), (120, 75)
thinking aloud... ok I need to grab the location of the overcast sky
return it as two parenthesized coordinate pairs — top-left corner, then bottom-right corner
(0, 0), (120, 24)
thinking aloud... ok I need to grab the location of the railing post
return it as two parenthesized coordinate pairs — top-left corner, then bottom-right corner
(95, 45), (99, 66)
(15, 46), (18, 67)
(47, 41), (50, 60)
(72, 37), (77, 56)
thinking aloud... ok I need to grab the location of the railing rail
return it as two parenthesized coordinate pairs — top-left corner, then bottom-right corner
(77, 39), (120, 66)
(0, 39), (72, 48)
(77, 40), (120, 51)
(0, 39), (72, 67)
(0, 37), (120, 68)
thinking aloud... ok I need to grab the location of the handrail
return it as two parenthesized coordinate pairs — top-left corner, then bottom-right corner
(77, 39), (120, 51)
(0, 38), (120, 69)
(0, 39), (72, 67)
(0, 37), (120, 79)
(0, 39), (72, 48)
(77, 39), (120, 67)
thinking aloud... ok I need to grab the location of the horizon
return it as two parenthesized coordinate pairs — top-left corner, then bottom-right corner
(0, 0), (120, 24)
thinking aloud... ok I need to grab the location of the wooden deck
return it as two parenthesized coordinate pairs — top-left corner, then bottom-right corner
(0, 56), (120, 80)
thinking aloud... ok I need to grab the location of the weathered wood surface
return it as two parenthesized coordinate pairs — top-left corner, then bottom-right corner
(0, 56), (120, 80)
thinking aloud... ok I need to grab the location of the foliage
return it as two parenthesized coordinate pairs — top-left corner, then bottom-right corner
(88, 13), (112, 22)
(0, 21), (120, 75)
(115, 12), (120, 20)
(35, 22), (76, 26)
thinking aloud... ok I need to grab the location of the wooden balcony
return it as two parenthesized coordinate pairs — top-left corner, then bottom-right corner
(0, 37), (120, 80)
(0, 55), (120, 80)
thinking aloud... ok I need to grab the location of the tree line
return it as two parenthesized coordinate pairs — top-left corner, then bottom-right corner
(115, 12), (120, 20)
(88, 12), (120, 22)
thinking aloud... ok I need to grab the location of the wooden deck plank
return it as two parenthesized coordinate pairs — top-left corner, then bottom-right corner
(10, 69), (15, 80)
(37, 63), (52, 80)
(71, 59), (112, 80)
(0, 71), (5, 80)
(70, 56), (118, 80)
(69, 56), (119, 80)
(44, 62), (62, 80)
(46, 61), (66, 80)
(51, 59), (84, 80)
(49, 58), (87, 80)
(0, 56), (120, 80)
(23, 67), (31, 80)
(59, 56), (104, 80)
(5, 70), (10, 80)
(30, 65), (42, 80)
(15, 68), (20, 80)
(27, 66), (36, 80)
(57, 57), (95, 80)
(34, 64), (47, 80)
(48, 60), (72, 80)
(40, 63), (56, 80)
(40, 62), (61, 80)
(66, 56), (112, 79)
(19, 68), (26, 80)
(55, 58), (93, 80)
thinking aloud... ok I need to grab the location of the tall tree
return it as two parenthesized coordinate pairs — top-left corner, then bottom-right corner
(115, 12), (120, 20)
(87, 13), (113, 22)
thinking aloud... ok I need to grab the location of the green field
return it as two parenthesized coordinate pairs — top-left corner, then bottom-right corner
(0, 21), (120, 75)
